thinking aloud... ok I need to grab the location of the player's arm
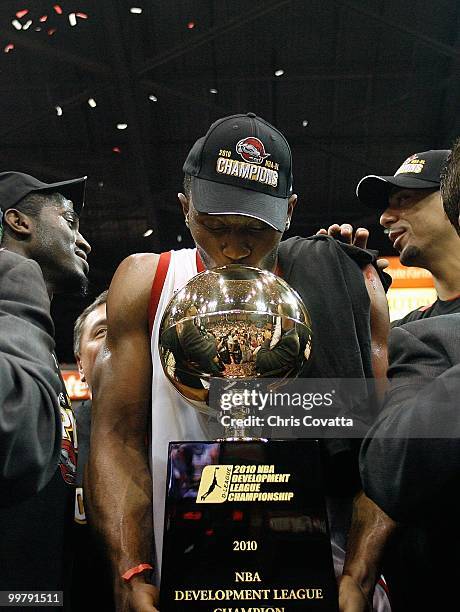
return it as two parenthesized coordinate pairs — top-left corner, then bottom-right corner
(86, 253), (159, 612)
(339, 491), (396, 612)
(362, 263), (389, 401)
(338, 264), (392, 611)
(0, 255), (62, 505)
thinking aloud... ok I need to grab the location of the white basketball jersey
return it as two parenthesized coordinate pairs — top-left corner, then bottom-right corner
(149, 248), (210, 581)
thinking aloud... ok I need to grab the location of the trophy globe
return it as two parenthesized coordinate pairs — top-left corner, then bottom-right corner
(158, 264), (312, 435)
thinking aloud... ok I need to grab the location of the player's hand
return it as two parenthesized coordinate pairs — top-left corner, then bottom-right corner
(316, 224), (369, 249)
(317, 224), (389, 271)
(117, 581), (160, 612)
(338, 575), (372, 612)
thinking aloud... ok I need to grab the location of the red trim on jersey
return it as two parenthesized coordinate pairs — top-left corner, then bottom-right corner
(195, 250), (283, 277)
(148, 251), (171, 334)
(274, 261), (282, 277)
(196, 250), (205, 272)
(377, 575), (390, 596)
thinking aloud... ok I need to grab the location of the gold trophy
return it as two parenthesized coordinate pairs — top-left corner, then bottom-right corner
(158, 265), (338, 611)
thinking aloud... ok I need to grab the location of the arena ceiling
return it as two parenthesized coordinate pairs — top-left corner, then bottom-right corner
(0, 0), (458, 361)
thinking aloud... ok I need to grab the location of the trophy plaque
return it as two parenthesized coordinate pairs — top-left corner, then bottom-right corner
(159, 265), (338, 610)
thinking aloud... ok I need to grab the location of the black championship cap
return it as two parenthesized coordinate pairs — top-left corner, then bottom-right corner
(183, 112), (293, 231)
(356, 149), (450, 209)
(0, 171), (87, 227)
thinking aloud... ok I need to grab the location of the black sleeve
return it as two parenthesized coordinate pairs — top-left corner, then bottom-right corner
(179, 321), (222, 374)
(390, 308), (424, 329)
(255, 332), (300, 376)
(360, 324), (460, 522)
(0, 254), (62, 506)
(336, 242), (392, 293)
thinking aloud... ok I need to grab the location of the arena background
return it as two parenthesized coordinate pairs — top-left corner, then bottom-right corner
(0, 0), (458, 364)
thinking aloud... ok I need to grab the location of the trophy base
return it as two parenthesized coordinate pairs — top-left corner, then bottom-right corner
(161, 439), (338, 610)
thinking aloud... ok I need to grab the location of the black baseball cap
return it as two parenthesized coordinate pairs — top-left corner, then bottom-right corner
(0, 171), (87, 227)
(183, 113), (293, 232)
(356, 149), (450, 209)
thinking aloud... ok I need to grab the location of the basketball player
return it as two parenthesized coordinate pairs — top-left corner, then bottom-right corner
(87, 113), (390, 611)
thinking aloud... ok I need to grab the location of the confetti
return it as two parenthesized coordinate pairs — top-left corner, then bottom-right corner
(16, 10), (29, 19)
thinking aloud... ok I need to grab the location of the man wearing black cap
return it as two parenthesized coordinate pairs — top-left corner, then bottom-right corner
(356, 149), (460, 326)
(0, 172), (91, 603)
(87, 113), (390, 611)
(352, 141), (460, 610)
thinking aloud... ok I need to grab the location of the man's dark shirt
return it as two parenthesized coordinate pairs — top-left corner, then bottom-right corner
(391, 294), (460, 327)
(361, 313), (460, 610)
(72, 400), (114, 611)
(0, 249), (63, 504)
(0, 249), (76, 606)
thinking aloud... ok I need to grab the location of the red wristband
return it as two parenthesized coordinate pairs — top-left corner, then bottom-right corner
(122, 563), (153, 582)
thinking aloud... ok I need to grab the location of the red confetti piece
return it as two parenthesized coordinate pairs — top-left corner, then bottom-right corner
(232, 510), (244, 521)
(76, 12), (88, 19)
(4, 43), (14, 53)
(205, 529), (214, 536)
(16, 10), (29, 19)
(187, 21), (195, 29)
(39, 15), (48, 22)
(47, 27), (57, 36)
(53, 5), (63, 15)
(112, 147), (121, 154)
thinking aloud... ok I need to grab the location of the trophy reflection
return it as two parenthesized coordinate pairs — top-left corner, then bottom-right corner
(159, 264), (312, 437)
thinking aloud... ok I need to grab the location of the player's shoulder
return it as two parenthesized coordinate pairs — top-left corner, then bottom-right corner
(108, 253), (161, 326)
(115, 252), (160, 279)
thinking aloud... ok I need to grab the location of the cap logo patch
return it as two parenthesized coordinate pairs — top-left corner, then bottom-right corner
(236, 137), (270, 164)
(395, 156), (426, 176)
